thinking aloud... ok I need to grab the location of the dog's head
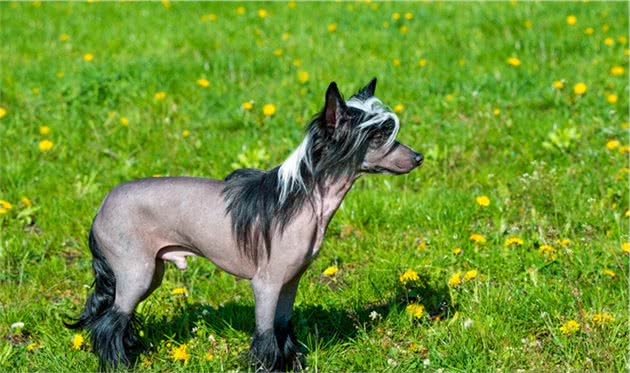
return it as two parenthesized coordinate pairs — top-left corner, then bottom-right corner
(311, 78), (423, 176)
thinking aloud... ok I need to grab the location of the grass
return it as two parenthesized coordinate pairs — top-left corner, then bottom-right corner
(0, 1), (628, 371)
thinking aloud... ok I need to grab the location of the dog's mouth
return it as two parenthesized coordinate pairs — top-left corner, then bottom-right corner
(362, 166), (409, 175)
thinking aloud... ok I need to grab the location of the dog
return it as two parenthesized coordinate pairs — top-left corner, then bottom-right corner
(66, 78), (423, 370)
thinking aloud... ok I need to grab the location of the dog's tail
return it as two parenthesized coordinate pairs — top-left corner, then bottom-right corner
(65, 228), (138, 368)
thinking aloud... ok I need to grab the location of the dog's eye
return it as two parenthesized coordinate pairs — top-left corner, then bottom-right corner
(370, 132), (386, 147)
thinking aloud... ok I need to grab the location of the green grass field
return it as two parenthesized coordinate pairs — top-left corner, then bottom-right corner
(1, 1), (628, 371)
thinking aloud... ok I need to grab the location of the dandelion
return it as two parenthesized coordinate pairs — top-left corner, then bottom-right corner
(393, 104), (404, 113)
(622, 122), (629, 129)
(464, 270), (478, 281)
(56, 71), (65, 78)
(558, 239), (571, 246)
(242, 101), (253, 110)
(171, 287), (187, 295)
(0, 107), (6, 118)
(605, 139), (620, 150)
(161, 0), (171, 9)
(559, 320), (580, 335)
(59, 33), (70, 42)
(607, 94), (618, 104)
(171, 344), (190, 364)
(504, 237), (523, 247)
(524, 20), (532, 29)
(297, 71), (309, 84)
(591, 313), (614, 326)
(619, 36), (627, 44)
(327, 23), (337, 32)
(39, 125), (50, 135)
(323, 265), (338, 277)
(197, 78), (210, 88)
(258, 9), (267, 18)
(552, 80), (564, 89)
(392, 58), (401, 67)
(154, 91), (166, 100)
(469, 233), (486, 244)
(453, 247), (462, 255)
(584, 27), (594, 35)
(273, 49), (283, 56)
(32, 87), (40, 95)
(493, 108), (500, 116)
(621, 145), (630, 154)
(182, 130), (190, 138)
(288, 1), (296, 8)
(448, 272), (462, 287)
(406, 303), (425, 319)
(418, 59), (427, 67)
(446, 94), (454, 102)
(604, 37), (614, 46)
(72, 334), (84, 350)
(610, 66), (625, 76)
(391, 12), (400, 20)
(399, 269), (419, 284)
(566, 15), (577, 25)
(602, 269), (617, 278)
(0, 200), (12, 214)
(26, 343), (39, 351)
(263, 103), (276, 116)
(236, 6), (245, 15)
(21, 196), (32, 208)
(507, 57), (521, 67)
(38, 140), (53, 152)
(573, 82), (587, 95)
(602, 24), (609, 32)
(399, 25), (408, 34)
(476, 195), (490, 206)
(623, 243), (630, 254)
(404, 12), (413, 20)
(538, 245), (555, 255)
(205, 350), (214, 361)
(83, 53), (94, 62)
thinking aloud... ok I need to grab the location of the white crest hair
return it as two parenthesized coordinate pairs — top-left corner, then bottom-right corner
(277, 96), (400, 204)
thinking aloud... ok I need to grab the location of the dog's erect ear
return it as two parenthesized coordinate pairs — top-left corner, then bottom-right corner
(323, 82), (347, 129)
(355, 77), (377, 99)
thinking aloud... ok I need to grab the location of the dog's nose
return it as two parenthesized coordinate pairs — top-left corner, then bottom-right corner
(413, 152), (424, 165)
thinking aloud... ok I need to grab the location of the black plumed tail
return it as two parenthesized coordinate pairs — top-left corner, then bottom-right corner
(65, 228), (139, 369)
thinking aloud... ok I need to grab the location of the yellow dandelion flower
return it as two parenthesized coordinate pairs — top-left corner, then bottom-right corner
(242, 101), (253, 110)
(453, 247), (462, 255)
(553, 80), (564, 89)
(297, 71), (309, 84)
(559, 320), (580, 335)
(538, 245), (554, 255)
(161, 0), (171, 9)
(602, 269), (617, 278)
(236, 6), (245, 15)
(475, 195), (490, 206)
(622, 243), (630, 253)
(21, 196), (32, 208)
(0, 107), (6, 118)
(573, 82), (587, 95)
(607, 94), (618, 104)
(392, 12), (400, 20)
(59, 33), (70, 42)
(592, 313), (614, 326)
(31, 87), (40, 95)
(258, 9), (267, 18)
(606, 140), (620, 150)
(621, 122), (629, 129)
(182, 130), (190, 138)
(273, 49), (283, 56)
(507, 57), (521, 67)
(171, 344), (190, 364)
(393, 104), (404, 113)
(611, 66), (625, 76)
(448, 272), (462, 287)
(197, 78), (210, 88)
(464, 270), (478, 281)
(584, 27), (594, 35)
(566, 15), (577, 25)
(399, 269), (419, 284)
(602, 24), (610, 32)
(154, 91), (166, 100)
(39, 126), (50, 135)
(327, 23), (337, 32)
(171, 287), (187, 295)
(392, 58), (401, 67)
(557, 239), (571, 246)
(406, 303), (425, 319)
(72, 334), (84, 350)
(263, 103), (276, 117)
(26, 342), (39, 351)
(56, 71), (65, 78)
(469, 233), (486, 244)
(83, 53), (94, 62)
(504, 237), (523, 247)
(604, 37), (614, 46)
(399, 25), (408, 34)
(524, 20), (532, 29)
(288, 1), (296, 9)
(0, 200), (13, 214)
(493, 108), (501, 116)
(618, 36), (627, 44)
(38, 140), (53, 152)
(119, 117), (128, 126)
(446, 94), (454, 102)
(205, 350), (214, 361)
(323, 265), (339, 277)
(383, 21), (389, 28)
(405, 12), (413, 20)
(292, 59), (301, 67)
(418, 59), (427, 67)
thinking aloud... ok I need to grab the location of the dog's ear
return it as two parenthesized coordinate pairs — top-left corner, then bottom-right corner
(355, 77), (377, 99)
(323, 82), (347, 129)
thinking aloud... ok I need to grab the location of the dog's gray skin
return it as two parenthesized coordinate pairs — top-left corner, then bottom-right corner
(70, 78), (423, 370)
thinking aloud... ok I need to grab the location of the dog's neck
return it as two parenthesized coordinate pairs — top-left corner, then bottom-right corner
(312, 174), (358, 236)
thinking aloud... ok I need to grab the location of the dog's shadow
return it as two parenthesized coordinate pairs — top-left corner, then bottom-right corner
(140, 276), (454, 367)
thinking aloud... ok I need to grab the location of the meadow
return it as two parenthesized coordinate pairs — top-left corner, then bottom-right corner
(0, 1), (628, 371)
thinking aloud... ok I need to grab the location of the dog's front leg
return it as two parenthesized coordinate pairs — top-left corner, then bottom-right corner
(250, 277), (284, 371)
(274, 274), (304, 371)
